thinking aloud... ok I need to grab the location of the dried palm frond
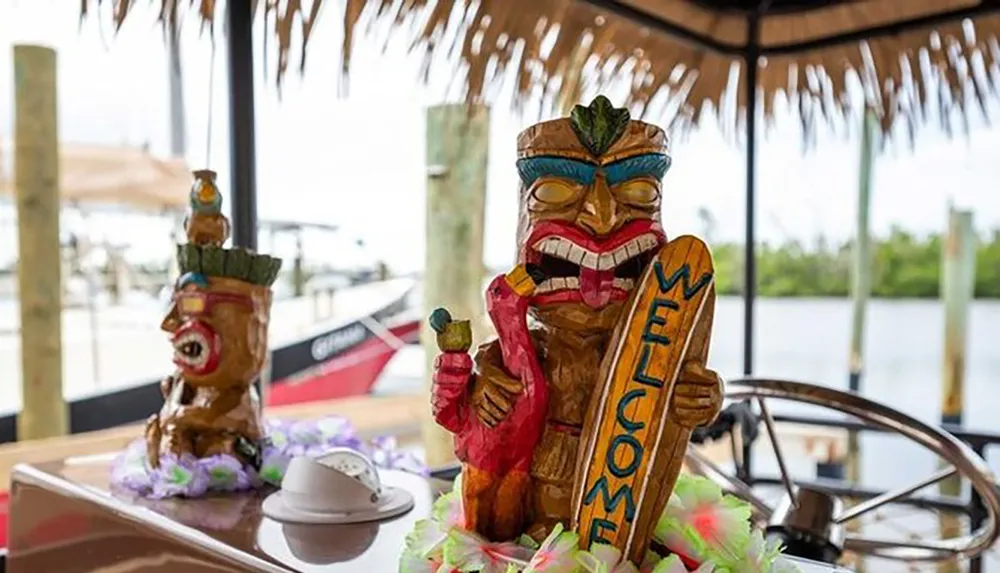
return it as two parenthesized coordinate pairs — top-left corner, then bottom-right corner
(80, 0), (1000, 141)
(79, 0), (322, 82)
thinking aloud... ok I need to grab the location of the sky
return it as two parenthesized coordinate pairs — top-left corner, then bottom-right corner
(1, 0), (999, 273)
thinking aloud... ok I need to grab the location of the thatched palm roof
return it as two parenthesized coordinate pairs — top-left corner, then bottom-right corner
(82, 1), (1000, 138)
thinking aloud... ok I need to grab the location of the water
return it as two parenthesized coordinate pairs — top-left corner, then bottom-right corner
(713, 297), (1000, 432)
(388, 294), (1000, 432)
(383, 293), (1000, 470)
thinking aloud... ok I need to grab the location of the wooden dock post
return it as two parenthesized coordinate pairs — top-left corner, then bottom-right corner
(940, 208), (975, 426)
(422, 104), (489, 467)
(838, 109), (876, 572)
(13, 45), (68, 440)
(938, 207), (975, 572)
(846, 110), (875, 401)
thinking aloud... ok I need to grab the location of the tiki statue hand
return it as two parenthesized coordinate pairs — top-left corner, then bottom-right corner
(469, 361), (524, 428)
(431, 352), (473, 433)
(669, 361), (723, 428)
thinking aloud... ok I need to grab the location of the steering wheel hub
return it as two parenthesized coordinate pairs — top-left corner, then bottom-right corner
(766, 486), (845, 564)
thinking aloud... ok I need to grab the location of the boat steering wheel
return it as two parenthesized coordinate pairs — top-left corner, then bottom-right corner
(683, 378), (1000, 565)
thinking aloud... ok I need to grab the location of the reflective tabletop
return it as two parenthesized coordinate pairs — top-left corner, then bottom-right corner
(5, 454), (849, 572)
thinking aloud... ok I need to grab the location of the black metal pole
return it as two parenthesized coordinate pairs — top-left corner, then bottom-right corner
(225, 0), (263, 400)
(742, 14), (760, 377)
(226, 0), (258, 251)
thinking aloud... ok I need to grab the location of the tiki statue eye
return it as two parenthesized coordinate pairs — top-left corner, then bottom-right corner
(614, 178), (660, 207)
(530, 179), (582, 208)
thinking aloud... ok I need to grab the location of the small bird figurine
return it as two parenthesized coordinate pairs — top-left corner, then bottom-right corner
(429, 308), (472, 353)
(184, 169), (231, 247)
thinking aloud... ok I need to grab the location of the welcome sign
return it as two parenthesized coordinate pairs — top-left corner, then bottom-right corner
(571, 235), (715, 564)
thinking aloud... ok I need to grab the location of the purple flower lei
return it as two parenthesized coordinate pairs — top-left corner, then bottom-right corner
(111, 415), (429, 499)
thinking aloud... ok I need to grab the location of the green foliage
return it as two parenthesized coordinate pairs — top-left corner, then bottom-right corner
(176, 244), (282, 287)
(570, 95), (631, 157)
(976, 229), (1000, 298)
(710, 226), (1000, 299)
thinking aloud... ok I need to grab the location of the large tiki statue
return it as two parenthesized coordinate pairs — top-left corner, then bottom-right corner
(146, 170), (282, 469)
(431, 96), (723, 549)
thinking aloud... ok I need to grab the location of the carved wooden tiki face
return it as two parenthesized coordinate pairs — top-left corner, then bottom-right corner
(515, 97), (671, 332)
(161, 273), (272, 389)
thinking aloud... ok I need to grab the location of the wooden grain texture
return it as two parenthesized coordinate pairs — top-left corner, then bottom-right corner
(422, 104), (490, 467)
(572, 235), (715, 563)
(0, 393), (425, 490)
(13, 45), (67, 440)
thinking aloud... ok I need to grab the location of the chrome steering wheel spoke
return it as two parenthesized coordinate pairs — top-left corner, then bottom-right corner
(684, 377), (1000, 565)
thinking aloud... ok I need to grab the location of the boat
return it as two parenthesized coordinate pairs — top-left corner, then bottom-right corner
(0, 277), (421, 444)
(264, 280), (421, 406)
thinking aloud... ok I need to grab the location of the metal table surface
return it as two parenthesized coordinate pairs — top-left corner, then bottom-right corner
(5, 454), (849, 572)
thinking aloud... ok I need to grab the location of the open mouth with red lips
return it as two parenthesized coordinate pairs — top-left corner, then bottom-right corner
(523, 219), (667, 309)
(172, 320), (222, 375)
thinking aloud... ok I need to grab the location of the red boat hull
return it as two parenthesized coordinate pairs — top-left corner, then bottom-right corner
(266, 319), (420, 406)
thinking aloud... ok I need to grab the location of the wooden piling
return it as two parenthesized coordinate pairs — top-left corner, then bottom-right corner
(422, 104), (490, 467)
(847, 110), (875, 399)
(938, 208), (975, 572)
(843, 109), (876, 572)
(940, 208), (975, 428)
(13, 45), (68, 440)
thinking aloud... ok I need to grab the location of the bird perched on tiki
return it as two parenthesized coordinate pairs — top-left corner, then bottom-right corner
(185, 169), (231, 247)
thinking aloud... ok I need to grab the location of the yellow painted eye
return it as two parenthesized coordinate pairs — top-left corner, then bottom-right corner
(614, 179), (660, 206)
(530, 179), (581, 207)
(178, 296), (206, 313)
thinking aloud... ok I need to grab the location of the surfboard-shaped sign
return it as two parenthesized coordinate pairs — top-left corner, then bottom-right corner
(571, 235), (716, 564)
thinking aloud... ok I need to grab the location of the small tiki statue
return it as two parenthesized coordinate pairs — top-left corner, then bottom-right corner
(145, 170), (282, 470)
(430, 96), (723, 564)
